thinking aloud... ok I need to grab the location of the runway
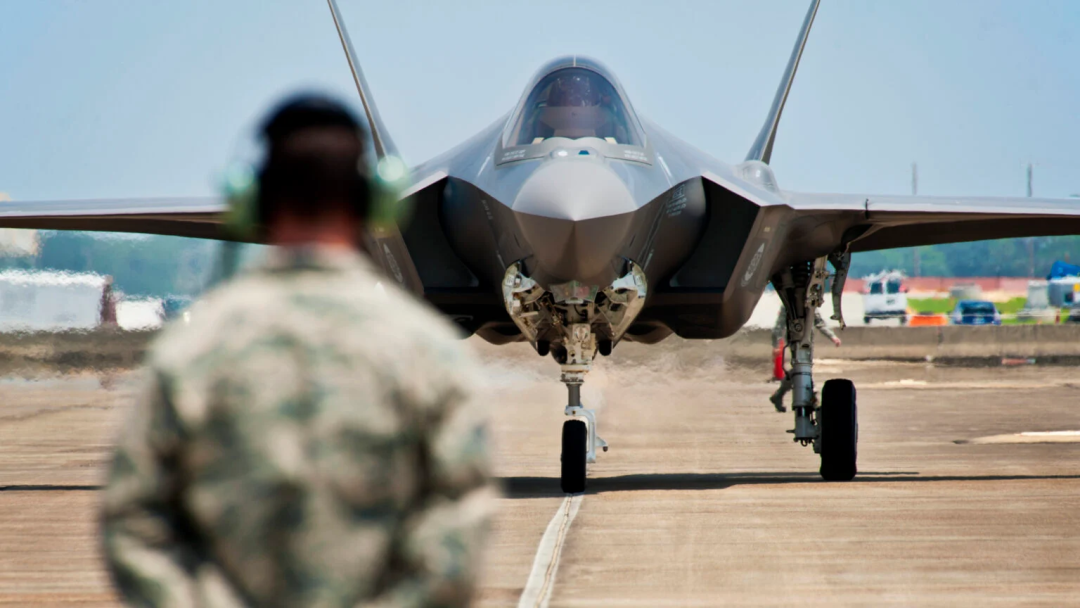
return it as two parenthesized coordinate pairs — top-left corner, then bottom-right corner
(0, 341), (1077, 606)
(473, 341), (1080, 607)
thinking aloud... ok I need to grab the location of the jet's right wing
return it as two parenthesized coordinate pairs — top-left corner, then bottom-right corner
(0, 196), (225, 239)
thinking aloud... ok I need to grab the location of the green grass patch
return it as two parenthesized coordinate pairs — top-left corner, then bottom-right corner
(906, 296), (1071, 324)
(907, 298), (953, 315)
(907, 296), (1028, 315)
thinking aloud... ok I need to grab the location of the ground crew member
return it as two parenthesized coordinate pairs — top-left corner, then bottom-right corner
(101, 94), (495, 607)
(770, 305), (841, 412)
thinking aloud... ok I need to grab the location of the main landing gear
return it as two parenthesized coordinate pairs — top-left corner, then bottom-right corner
(558, 324), (607, 493)
(774, 252), (858, 481)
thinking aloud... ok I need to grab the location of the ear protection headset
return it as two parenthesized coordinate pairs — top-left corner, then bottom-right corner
(221, 94), (408, 239)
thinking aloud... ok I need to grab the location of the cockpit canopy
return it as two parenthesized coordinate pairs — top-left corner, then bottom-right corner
(503, 59), (645, 149)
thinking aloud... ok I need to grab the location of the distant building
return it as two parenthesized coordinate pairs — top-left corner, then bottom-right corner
(0, 270), (110, 331)
(0, 270), (163, 332)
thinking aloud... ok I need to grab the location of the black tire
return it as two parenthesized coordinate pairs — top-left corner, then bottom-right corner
(819, 378), (858, 481)
(561, 420), (587, 493)
(863, 316), (871, 325)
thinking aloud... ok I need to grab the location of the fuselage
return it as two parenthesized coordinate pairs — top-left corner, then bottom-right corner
(400, 56), (793, 347)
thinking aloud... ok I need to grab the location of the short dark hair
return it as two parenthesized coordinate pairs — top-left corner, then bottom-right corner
(257, 94), (372, 223)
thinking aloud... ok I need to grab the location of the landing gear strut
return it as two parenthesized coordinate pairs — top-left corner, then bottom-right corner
(774, 252), (858, 481)
(501, 262), (646, 494)
(559, 324), (607, 493)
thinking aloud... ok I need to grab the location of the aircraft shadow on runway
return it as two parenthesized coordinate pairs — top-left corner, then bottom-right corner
(498, 472), (1080, 499)
(6, 473), (1079, 499)
(0, 484), (102, 492)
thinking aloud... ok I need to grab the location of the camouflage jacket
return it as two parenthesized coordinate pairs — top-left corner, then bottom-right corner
(771, 305), (837, 348)
(102, 247), (495, 608)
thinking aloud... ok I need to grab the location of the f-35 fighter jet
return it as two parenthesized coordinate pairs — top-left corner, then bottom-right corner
(4, 0), (1079, 492)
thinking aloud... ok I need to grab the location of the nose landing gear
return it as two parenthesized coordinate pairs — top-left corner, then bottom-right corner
(501, 263), (647, 493)
(559, 324), (607, 493)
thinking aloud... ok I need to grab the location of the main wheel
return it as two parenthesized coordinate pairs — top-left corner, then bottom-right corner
(819, 378), (858, 481)
(561, 420), (587, 493)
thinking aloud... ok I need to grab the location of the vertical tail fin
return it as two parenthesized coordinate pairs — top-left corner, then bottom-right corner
(744, 0), (821, 165)
(327, 0), (398, 160)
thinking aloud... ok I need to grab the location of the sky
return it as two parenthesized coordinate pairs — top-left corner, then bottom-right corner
(1, 0), (1079, 203)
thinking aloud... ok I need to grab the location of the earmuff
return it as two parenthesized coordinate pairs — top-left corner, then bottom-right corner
(220, 94), (411, 240)
(220, 137), (410, 240)
(221, 163), (261, 239)
(369, 155), (411, 229)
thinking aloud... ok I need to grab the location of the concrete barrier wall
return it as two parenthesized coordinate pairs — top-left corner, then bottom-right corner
(842, 277), (1035, 294)
(818, 324), (1080, 359)
(0, 329), (154, 370)
(613, 325), (1080, 365)
(0, 325), (1077, 372)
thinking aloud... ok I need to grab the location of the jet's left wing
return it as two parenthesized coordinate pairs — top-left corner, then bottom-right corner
(780, 190), (1080, 255)
(641, 168), (1080, 341)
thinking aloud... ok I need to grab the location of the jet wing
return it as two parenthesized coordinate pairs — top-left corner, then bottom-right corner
(782, 191), (1080, 253)
(642, 172), (1080, 341)
(0, 194), (428, 297)
(0, 196), (226, 239)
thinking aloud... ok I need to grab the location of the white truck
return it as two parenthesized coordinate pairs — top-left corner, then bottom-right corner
(861, 270), (908, 324)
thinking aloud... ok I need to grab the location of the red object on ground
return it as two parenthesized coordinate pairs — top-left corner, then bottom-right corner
(773, 339), (786, 380)
(909, 313), (948, 326)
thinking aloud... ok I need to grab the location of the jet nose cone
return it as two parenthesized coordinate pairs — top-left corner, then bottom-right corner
(513, 159), (637, 286)
(513, 157), (637, 221)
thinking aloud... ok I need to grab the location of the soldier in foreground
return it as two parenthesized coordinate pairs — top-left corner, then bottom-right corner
(769, 304), (841, 413)
(102, 95), (495, 607)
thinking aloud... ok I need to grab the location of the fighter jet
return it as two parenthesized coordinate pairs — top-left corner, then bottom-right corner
(4, 0), (1080, 492)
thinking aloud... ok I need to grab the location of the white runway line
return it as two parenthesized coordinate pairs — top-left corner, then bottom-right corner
(517, 493), (584, 608)
(958, 430), (1080, 444)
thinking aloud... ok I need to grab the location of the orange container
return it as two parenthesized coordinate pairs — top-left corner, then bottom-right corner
(909, 313), (948, 327)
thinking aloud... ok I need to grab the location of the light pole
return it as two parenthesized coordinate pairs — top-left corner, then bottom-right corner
(1027, 164), (1034, 278)
(912, 163), (920, 277)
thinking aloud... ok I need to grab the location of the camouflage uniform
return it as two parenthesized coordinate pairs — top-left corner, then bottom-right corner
(771, 305), (837, 348)
(102, 247), (496, 608)
(770, 305), (838, 410)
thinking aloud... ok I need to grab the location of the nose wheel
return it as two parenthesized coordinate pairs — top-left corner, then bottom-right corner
(555, 324), (608, 493)
(561, 420), (588, 493)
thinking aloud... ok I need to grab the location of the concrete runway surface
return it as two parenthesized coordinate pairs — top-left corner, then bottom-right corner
(0, 340), (1078, 606)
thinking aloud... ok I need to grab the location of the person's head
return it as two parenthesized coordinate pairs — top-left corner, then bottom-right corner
(256, 94), (372, 247)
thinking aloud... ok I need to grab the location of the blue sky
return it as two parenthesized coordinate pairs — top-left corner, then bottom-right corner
(1, 0), (1079, 202)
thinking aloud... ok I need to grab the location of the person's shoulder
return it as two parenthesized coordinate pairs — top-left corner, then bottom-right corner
(353, 269), (480, 389)
(375, 281), (460, 341)
(358, 277), (475, 386)
(146, 272), (277, 371)
(150, 257), (466, 370)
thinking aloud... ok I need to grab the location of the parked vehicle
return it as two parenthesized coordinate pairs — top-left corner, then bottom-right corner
(1066, 307), (1080, 324)
(862, 270), (908, 324)
(1047, 276), (1080, 307)
(949, 300), (1001, 326)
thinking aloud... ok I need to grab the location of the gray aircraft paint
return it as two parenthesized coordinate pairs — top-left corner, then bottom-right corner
(2, 0), (1080, 348)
